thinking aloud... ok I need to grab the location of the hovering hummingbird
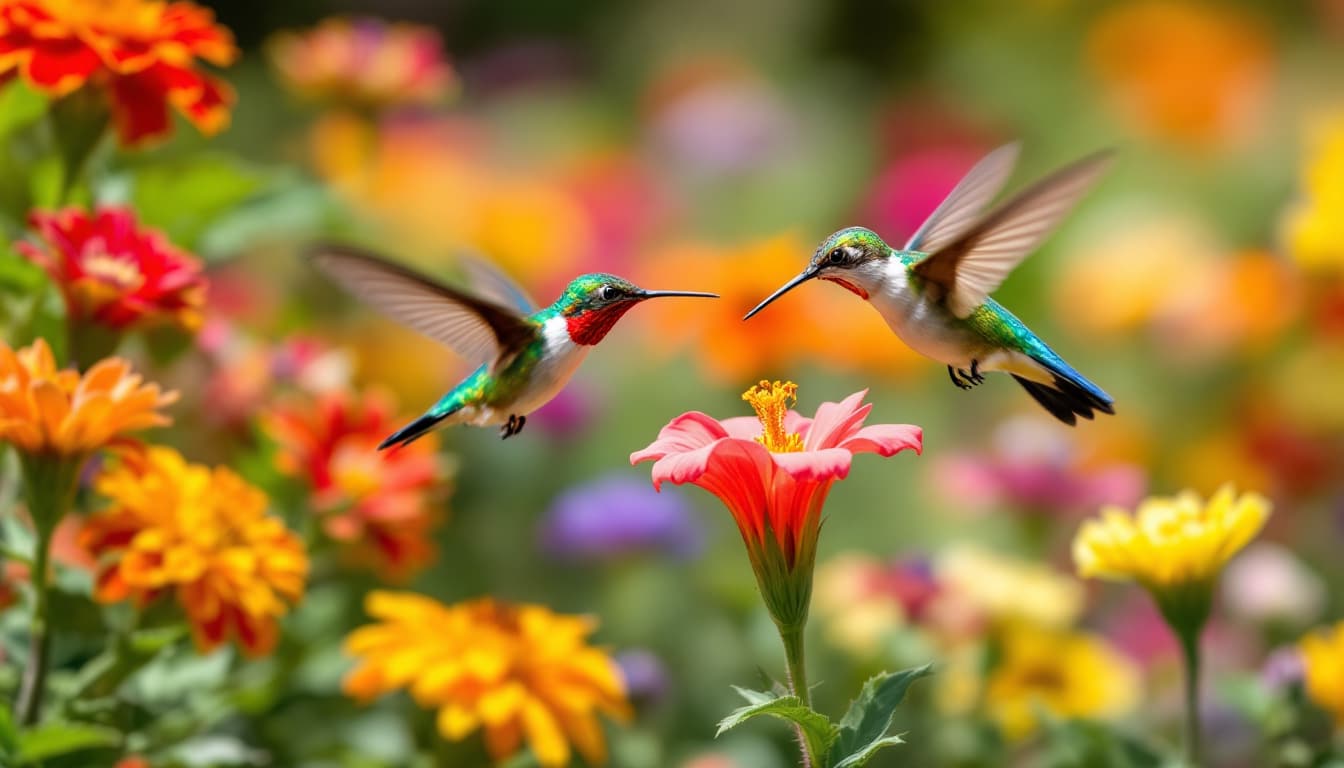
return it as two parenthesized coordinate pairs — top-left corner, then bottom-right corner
(744, 144), (1115, 425)
(311, 245), (718, 447)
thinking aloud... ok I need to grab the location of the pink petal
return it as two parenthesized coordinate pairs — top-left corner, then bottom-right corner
(803, 390), (871, 450)
(630, 411), (730, 466)
(719, 415), (765, 441)
(838, 423), (923, 457)
(773, 448), (854, 481)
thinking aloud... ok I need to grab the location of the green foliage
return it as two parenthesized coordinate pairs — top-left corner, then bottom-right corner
(14, 720), (121, 764)
(1037, 716), (1166, 768)
(826, 665), (932, 768)
(718, 686), (839, 761)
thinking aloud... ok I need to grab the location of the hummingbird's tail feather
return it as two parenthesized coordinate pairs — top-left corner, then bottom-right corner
(1013, 354), (1115, 426)
(378, 405), (461, 451)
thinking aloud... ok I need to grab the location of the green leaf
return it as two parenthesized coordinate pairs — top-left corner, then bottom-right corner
(0, 703), (19, 759)
(826, 664), (932, 768)
(0, 81), (47, 139)
(124, 153), (265, 253)
(17, 721), (120, 763)
(717, 686), (838, 761)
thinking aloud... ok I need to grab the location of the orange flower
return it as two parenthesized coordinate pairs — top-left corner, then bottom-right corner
(268, 17), (455, 109)
(0, 0), (237, 146)
(0, 337), (175, 457)
(1087, 0), (1272, 147)
(636, 234), (925, 381)
(263, 389), (446, 580)
(344, 592), (630, 767)
(20, 206), (207, 333)
(82, 446), (308, 656)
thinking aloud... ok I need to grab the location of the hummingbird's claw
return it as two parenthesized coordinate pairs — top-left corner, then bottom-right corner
(948, 366), (973, 391)
(969, 359), (985, 384)
(500, 414), (526, 439)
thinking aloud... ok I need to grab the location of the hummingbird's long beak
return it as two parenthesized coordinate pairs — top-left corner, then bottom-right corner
(743, 266), (818, 320)
(635, 289), (720, 300)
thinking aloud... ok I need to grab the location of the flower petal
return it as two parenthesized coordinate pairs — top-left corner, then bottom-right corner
(630, 411), (729, 467)
(802, 389), (871, 450)
(838, 423), (924, 458)
(772, 447), (854, 481)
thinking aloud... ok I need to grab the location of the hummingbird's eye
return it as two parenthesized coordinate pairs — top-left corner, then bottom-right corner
(599, 284), (619, 301)
(827, 248), (845, 264)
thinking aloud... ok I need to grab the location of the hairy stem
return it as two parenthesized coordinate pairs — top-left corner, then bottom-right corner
(779, 623), (816, 768)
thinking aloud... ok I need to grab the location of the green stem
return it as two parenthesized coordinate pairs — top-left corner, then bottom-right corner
(1179, 628), (1202, 767)
(779, 623), (816, 768)
(16, 517), (54, 725)
(14, 453), (81, 726)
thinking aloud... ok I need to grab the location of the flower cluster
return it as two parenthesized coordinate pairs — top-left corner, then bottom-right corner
(83, 446), (308, 655)
(0, 0), (237, 145)
(264, 389), (446, 580)
(344, 591), (630, 767)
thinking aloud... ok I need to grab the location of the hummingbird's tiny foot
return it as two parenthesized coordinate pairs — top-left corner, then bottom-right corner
(948, 366), (973, 391)
(501, 414), (519, 439)
(969, 359), (984, 384)
(516, 415), (526, 435)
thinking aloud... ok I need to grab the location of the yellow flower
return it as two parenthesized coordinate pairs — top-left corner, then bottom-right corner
(0, 338), (175, 457)
(1300, 621), (1344, 728)
(985, 622), (1140, 740)
(344, 592), (631, 767)
(1073, 485), (1269, 589)
(82, 446), (308, 656)
(938, 545), (1084, 629)
(1283, 111), (1344, 272)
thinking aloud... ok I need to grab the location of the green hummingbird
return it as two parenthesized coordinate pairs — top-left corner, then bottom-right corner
(744, 144), (1115, 425)
(311, 245), (718, 447)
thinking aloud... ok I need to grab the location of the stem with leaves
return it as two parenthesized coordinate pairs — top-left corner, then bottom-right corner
(779, 622), (816, 767)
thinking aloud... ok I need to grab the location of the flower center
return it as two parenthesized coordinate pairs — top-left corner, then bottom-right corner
(81, 251), (145, 291)
(742, 379), (804, 453)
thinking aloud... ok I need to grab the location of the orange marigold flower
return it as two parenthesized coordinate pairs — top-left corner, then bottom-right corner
(268, 17), (455, 109)
(263, 389), (446, 580)
(82, 446), (308, 656)
(0, 0), (238, 146)
(19, 206), (207, 333)
(345, 592), (630, 767)
(0, 337), (175, 456)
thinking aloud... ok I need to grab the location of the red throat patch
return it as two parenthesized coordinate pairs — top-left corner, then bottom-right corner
(822, 276), (869, 300)
(566, 304), (638, 345)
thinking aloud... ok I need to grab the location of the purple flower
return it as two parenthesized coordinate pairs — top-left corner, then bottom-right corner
(1260, 646), (1305, 692)
(615, 649), (670, 707)
(530, 386), (594, 439)
(539, 474), (703, 561)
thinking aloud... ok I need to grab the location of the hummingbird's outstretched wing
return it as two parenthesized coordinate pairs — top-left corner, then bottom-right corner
(904, 142), (1020, 255)
(460, 255), (537, 314)
(310, 244), (537, 370)
(913, 149), (1113, 318)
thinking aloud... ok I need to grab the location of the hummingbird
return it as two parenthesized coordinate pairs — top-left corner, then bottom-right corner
(743, 144), (1115, 425)
(310, 245), (718, 448)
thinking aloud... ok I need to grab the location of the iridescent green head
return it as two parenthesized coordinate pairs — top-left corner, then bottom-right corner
(555, 273), (717, 345)
(743, 227), (892, 319)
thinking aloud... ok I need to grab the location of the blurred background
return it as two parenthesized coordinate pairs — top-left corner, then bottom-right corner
(5, 0), (1344, 766)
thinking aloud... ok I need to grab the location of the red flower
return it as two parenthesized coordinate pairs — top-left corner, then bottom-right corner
(0, 0), (237, 146)
(632, 381), (921, 629)
(19, 206), (206, 332)
(263, 389), (446, 580)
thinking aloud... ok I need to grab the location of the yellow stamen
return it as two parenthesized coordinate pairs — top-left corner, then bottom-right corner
(742, 380), (804, 453)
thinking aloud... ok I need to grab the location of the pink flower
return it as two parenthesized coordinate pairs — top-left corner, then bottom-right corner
(632, 381), (921, 628)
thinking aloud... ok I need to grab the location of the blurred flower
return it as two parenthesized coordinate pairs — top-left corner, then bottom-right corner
(198, 323), (352, 428)
(1221, 542), (1325, 626)
(813, 553), (941, 656)
(638, 234), (925, 380)
(931, 416), (1146, 517)
(20, 207), (207, 334)
(83, 446), (307, 656)
(0, 0), (237, 145)
(1087, 0), (1272, 146)
(344, 591), (630, 767)
(539, 474), (702, 562)
(1073, 485), (1270, 592)
(528, 386), (594, 439)
(985, 622), (1141, 740)
(615, 649), (669, 708)
(643, 57), (794, 175)
(859, 144), (986, 246)
(1299, 621), (1344, 727)
(633, 381), (922, 635)
(938, 545), (1084, 629)
(0, 337), (175, 457)
(263, 389), (446, 581)
(113, 758), (150, 768)
(1260, 645), (1304, 693)
(268, 17), (454, 110)
(1282, 110), (1344, 272)
(1153, 250), (1301, 360)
